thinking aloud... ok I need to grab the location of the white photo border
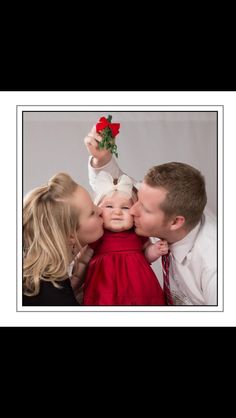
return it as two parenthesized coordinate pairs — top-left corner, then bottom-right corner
(17, 105), (223, 313)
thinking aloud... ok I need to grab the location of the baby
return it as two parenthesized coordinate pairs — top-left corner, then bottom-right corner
(83, 171), (168, 306)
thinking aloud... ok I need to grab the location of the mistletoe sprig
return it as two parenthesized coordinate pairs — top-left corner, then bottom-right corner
(96, 115), (120, 158)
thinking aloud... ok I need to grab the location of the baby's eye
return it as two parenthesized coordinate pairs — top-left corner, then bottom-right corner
(106, 205), (113, 208)
(122, 207), (130, 210)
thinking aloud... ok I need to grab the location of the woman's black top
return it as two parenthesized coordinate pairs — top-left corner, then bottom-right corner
(23, 278), (79, 306)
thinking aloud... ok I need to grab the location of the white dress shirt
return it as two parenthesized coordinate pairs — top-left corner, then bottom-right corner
(88, 157), (217, 306)
(168, 208), (217, 305)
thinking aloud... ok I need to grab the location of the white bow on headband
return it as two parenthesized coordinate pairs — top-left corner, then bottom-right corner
(94, 171), (134, 205)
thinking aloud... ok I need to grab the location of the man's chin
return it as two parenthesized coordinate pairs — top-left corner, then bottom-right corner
(134, 225), (149, 237)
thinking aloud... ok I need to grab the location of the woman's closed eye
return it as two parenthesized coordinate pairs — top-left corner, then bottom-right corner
(105, 205), (113, 208)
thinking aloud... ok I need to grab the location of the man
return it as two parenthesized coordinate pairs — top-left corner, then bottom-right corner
(84, 127), (217, 306)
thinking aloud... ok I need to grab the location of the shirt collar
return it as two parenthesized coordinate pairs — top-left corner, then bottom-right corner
(169, 218), (203, 263)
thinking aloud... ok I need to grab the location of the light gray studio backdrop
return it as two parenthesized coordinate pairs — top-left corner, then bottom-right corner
(23, 111), (217, 281)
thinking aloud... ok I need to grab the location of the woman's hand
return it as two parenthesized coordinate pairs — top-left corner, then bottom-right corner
(70, 245), (93, 285)
(73, 245), (94, 272)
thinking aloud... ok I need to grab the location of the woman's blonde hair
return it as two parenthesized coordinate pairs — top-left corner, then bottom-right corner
(23, 172), (81, 297)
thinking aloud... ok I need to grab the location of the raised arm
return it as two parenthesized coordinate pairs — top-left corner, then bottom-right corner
(84, 124), (125, 191)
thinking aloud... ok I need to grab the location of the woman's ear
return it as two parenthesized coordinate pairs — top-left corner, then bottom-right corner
(170, 215), (185, 231)
(68, 235), (76, 245)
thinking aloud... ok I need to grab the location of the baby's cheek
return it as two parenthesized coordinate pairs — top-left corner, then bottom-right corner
(128, 215), (134, 225)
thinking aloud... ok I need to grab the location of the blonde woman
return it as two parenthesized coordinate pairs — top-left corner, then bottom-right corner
(23, 172), (103, 306)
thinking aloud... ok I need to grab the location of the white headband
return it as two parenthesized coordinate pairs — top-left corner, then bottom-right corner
(94, 171), (134, 205)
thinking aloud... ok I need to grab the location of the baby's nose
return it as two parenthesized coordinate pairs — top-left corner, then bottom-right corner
(114, 207), (122, 214)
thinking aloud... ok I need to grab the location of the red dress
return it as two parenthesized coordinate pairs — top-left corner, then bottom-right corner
(83, 229), (165, 306)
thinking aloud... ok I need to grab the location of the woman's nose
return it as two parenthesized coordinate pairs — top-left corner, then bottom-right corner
(130, 202), (138, 216)
(97, 206), (103, 216)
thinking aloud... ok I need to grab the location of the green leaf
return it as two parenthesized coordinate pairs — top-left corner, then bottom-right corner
(97, 115), (118, 157)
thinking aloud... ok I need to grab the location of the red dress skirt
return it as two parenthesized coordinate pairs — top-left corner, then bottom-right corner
(83, 229), (165, 306)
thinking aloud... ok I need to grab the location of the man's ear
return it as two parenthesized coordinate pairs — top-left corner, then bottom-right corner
(169, 215), (185, 231)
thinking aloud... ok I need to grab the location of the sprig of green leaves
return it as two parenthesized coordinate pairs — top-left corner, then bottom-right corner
(98, 115), (118, 158)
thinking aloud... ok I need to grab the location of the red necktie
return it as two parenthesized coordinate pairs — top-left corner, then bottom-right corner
(162, 251), (174, 305)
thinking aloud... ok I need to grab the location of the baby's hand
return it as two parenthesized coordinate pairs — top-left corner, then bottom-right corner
(84, 124), (113, 166)
(144, 239), (169, 263)
(156, 239), (169, 256)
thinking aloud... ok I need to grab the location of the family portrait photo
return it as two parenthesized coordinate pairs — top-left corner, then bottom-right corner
(18, 106), (221, 312)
